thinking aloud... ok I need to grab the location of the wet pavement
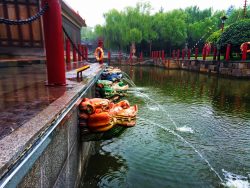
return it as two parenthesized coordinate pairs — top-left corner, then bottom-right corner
(0, 62), (104, 181)
(0, 62), (90, 140)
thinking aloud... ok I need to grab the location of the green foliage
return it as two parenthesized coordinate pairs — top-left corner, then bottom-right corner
(206, 7), (250, 49)
(127, 28), (142, 43)
(86, 2), (250, 54)
(206, 30), (222, 44)
(151, 9), (187, 48)
(226, 8), (243, 25)
(185, 8), (223, 49)
(188, 18), (214, 41)
(185, 6), (212, 23)
(81, 27), (96, 40)
(220, 19), (250, 48)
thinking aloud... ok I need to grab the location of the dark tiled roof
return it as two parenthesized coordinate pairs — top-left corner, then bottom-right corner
(61, 0), (86, 27)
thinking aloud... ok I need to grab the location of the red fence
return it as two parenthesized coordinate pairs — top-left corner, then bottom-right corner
(151, 43), (249, 61)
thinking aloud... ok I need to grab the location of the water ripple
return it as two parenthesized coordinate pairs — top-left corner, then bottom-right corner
(82, 67), (250, 188)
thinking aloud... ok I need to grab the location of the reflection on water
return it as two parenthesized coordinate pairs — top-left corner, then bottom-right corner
(82, 66), (250, 188)
(132, 67), (250, 117)
(0, 65), (67, 140)
(81, 142), (128, 188)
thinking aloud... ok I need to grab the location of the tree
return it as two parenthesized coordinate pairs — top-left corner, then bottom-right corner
(152, 9), (187, 50)
(185, 6), (212, 24)
(81, 27), (96, 41)
(185, 7), (223, 49)
(91, 2), (249, 55)
(206, 29), (222, 44)
(127, 28), (142, 44)
(220, 19), (250, 52)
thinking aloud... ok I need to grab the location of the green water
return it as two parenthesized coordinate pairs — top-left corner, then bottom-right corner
(81, 66), (250, 188)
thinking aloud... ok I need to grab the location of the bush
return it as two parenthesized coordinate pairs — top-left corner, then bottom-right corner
(220, 19), (250, 52)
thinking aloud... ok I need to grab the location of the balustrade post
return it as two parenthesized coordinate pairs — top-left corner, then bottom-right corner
(73, 45), (77, 62)
(225, 44), (231, 61)
(78, 44), (81, 61)
(172, 50), (175, 59)
(195, 48), (198, 60)
(242, 43), (248, 60)
(81, 45), (84, 60)
(108, 51), (111, 63)
(140, 52), (143, 61)
(85, 47), (88, 61)
(213, 46), (217, 60)
(66, 38), (70, 64)
(202, 46), (206, 60)
(187, 49), (191, 60)
(177, 49), (180, 60)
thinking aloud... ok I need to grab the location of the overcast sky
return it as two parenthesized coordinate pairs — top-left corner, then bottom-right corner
(64, 0), (244, 27)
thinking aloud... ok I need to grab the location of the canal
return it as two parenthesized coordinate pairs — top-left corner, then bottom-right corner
(81, 66), (250, 188)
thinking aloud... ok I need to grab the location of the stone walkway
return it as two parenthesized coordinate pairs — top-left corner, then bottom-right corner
(0, 61), (97, 140)
(0, 62), (104, 180)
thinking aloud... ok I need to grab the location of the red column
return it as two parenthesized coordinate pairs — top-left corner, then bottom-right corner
(140, 52), (143, 61)
(119, 51), (121, 61)
(73, 46), (77, 62)
(187, 49), (191, 60)
(242, 43), (248, 60)
(85, 47), (88, 61)
(177, 49), (180, 60)
(78, 44), (81, 61)
(81, 45), (84, 60)
(42, 0), (66, 85)
(195, 48), (198, 60)
(108, 51), (111, 61)
(162, 50), (165, 60)
(159, 51), (161, 59)
(202, 46), (206, 60)
(225, 44), (231, 61)
(182, 49), (185, 60)
(83, 46), (86, 60)
(84, 45), (87, 60)
(66, 38), (70, 64)
(213, 46), (217, 60)
(172, 50), (175, 59)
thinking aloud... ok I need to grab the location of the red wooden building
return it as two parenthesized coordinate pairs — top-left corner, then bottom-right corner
(0, 0), (86, 57)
